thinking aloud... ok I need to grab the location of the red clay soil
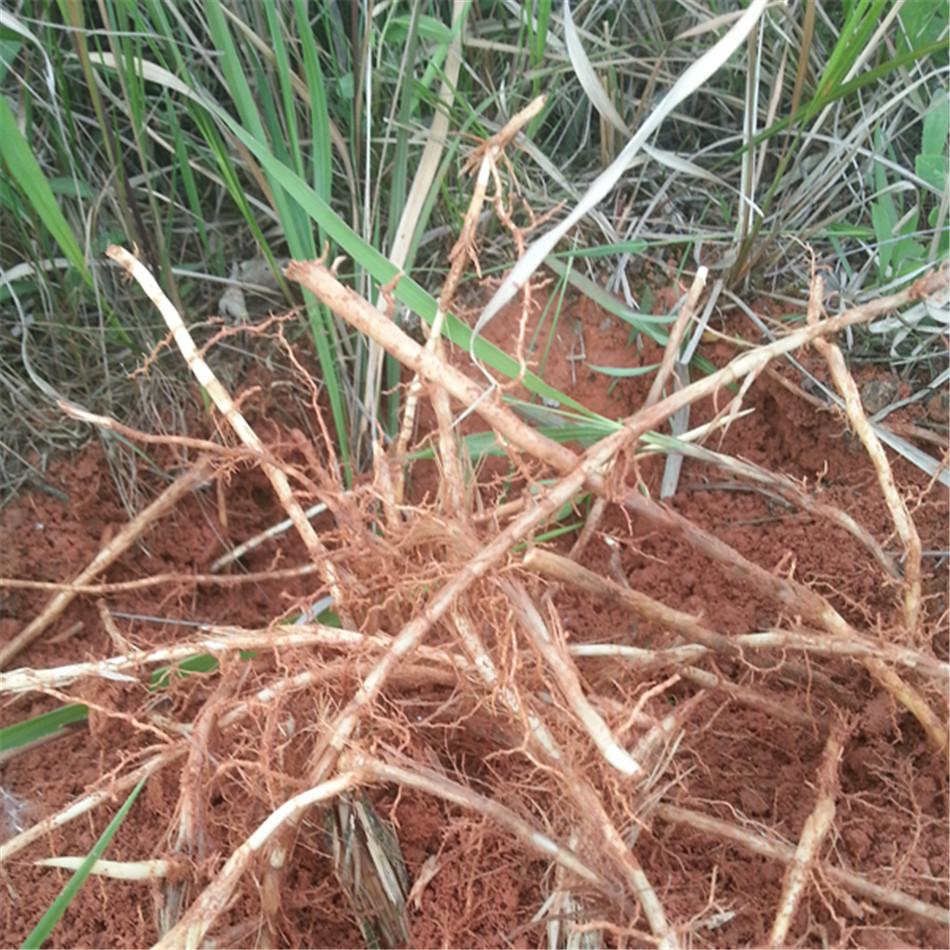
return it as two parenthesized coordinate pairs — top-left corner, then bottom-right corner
(1, 281), (948, 949)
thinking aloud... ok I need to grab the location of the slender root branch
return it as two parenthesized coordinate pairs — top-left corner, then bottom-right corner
(768, 720), (847, 946)
(107, 245), (346, 609)
(807, 272), (922, 636)
(655, 803), (949, 927)
(153, 773), (359, 950)
(0, 458), (212, 669)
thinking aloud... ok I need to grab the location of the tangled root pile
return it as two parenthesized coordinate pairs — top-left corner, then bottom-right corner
(1, 247), (947, 949)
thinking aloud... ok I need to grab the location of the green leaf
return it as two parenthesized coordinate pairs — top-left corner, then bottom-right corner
(0, 95), (89, 285)
(529, 521), (583, 545)
(917, 99), (950, 193)
(0, 39), (24, 84)
(871, 197), (897, 275)
(533, 0), (552, 68)
(0, 278), (36, 305)
(21, 776), (147, 949)
(920, 97), (950, 158)
(0, 705), (88, 754)
(384, 14), (452, 46)
(893, 237), (927, 277)
(917, 154), (949, 194)
(335, 72), (354, 101)
(44, 177), (95, 200)
(317, 607), (342, 628)
(292, 0), (333, 232)
(898, 0), (950, 62)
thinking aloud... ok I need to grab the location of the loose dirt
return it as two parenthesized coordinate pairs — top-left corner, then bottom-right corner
(1, 279), (947, 948)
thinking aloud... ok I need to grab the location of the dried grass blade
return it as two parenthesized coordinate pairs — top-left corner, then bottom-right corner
(474, 0), (768, 337)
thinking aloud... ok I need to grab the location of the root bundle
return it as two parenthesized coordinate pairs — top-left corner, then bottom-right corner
(1, 236), (946, 948)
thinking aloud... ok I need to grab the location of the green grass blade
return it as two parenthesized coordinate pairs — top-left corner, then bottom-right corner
(0, 705), (88, 754)
(412, 421), (617, 462)
(291, 0), (333, 222)
(164, 96), (210, 256)
(262, 0), (304, 179)
(207, 98), (605, 420)
(543, 255), (672, 340)
(203, 1), (352, 475)
(814, 0), (888, 100)
(20, 776), (147, 949)
(551, 241), (647, 259)
(587, 362), (661, 379)
(746, 37), (949, 153)
(0, 95), (89, 285)
(0, 37), (24, 85)
(384, 6), (421, 254)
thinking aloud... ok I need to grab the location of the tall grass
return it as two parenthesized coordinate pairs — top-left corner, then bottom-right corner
(1, 0), (947, 496)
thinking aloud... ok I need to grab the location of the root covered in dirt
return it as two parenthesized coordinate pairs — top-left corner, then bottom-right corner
(1, 247), (948, 950)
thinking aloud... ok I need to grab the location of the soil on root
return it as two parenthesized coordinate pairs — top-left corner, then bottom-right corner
(1, 279), (948, 949)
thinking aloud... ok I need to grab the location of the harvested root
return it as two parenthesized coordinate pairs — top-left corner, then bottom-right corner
(289, 258), (947, 752)
(107, 245), (346, 610)
(655, 803), (949, 927)
(5, 244), (945, 950)
(0, 457), (211, 669)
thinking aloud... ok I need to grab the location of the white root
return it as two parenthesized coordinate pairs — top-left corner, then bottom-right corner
(34, 856), (172, 880)
(106, 245), (345, 608)
(153, 773), (358, 950)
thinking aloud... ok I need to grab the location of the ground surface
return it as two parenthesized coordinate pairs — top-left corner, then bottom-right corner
(1, 279), (948, 948)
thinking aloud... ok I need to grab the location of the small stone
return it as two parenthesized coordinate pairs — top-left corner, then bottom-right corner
(924, 387), (949, 423)
(843, 826), (871, 861)
(859, 377), (900, 414)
